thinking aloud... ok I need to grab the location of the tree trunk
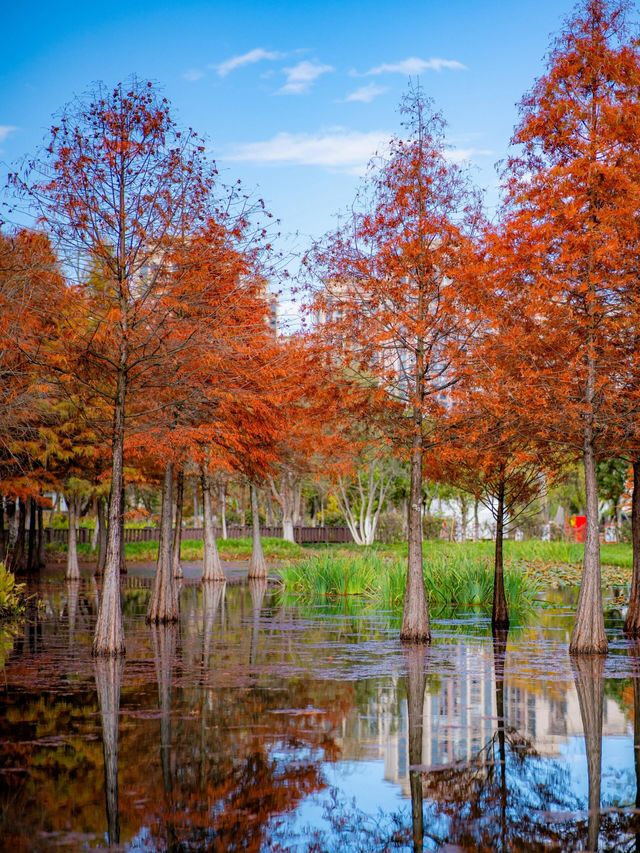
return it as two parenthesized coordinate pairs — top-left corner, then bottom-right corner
(219, 481), (227, 540)
(625, 459), (640, 637)
(282, 514), (295, 543)
(202, 472), (224, 582)
(119, 486), (126, 575)
(8, 499), (27, 574)
(96, 497), (107, 575)
(401, 404), (430, 643)
(66, 495), (81, 581)
(405, 647), (427, 852)
(272, 471), (297, 543)
(5, 498), (16, 555)
(193, 486), (199, 528)
(0, 497), (5, 562)
(94, 656), (123, 847)
(90, 496), (99, 552)
(172, 468), (184, 579)
(248, 483), (267, 579)
(570, 434), (607, 654)
(27, 498), (37, 572)
(572, 655), (604, 852)
(37, 504), (46, 569)
(147, 463), (179, 623)
(473, 497), (480, 542)
(93, 366), (127, 656)
(492, 478), (509, 630)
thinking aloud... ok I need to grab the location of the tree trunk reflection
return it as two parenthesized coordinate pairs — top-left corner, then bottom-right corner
(405, 646), (428, 852)
(493, 628), (509, 852)
(249, 578), (268, 667)
(94, 655), (124, 846)
(572, 654), (604, 852)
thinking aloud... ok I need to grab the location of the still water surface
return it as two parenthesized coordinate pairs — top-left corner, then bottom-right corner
(0, 572), (639, 851)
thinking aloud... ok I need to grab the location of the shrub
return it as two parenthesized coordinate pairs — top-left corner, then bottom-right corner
(376, 510), (405, 544)
(0, 563), (26, 619)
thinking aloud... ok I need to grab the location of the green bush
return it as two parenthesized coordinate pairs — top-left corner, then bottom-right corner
(0, 563), (26, 619)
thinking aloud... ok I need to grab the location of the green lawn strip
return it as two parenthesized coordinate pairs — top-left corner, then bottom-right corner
(46, 536), (304, 562)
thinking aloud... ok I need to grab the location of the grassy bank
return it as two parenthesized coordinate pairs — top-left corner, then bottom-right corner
(308, 540), (634, 587)
(47, 536), (304, 563)
(277, 552), (540, 613)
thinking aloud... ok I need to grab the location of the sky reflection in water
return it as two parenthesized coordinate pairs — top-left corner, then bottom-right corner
(0, 573), (638, 852)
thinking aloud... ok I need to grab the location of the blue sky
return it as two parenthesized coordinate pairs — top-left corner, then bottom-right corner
(1, 0), (582, 319)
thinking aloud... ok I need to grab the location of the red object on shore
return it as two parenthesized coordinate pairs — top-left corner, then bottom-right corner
(566, 515), (587, 543)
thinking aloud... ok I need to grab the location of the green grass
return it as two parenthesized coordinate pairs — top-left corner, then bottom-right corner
(276, 551), (540, 614)
(47, 536), (304, 562)
(0, 563), (26, 619)
(366, 538), (632, 568)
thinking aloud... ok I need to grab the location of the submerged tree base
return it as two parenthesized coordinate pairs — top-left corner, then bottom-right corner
(145, 614), (180, 626)
(399, 630), (431, 645)
(92, 641), (126, 658)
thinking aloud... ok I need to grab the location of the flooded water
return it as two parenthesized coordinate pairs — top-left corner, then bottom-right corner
(0, 571), (639, 852)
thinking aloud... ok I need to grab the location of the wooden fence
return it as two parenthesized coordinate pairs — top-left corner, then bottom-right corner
(45, 525), (353, 545)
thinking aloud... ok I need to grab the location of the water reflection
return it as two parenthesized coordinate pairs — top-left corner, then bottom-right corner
(94, 655), (123, 846)
(405, 646), (428, 852)
(0, 576), (639, 850)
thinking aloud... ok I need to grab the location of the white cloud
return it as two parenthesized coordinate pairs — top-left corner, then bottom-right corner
(0, 125), (17, 144)
(214, 48), (282, 77)
(224, 128), (389, 172)
(344, 83), (388, 103)
(182, 69), (205, 82)
(277, 60), (333, 94)
(366, 56), (466, 75)
(444, 147), (492, 163)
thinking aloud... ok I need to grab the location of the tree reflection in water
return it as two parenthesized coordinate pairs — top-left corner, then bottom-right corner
(572, 654), (604, 853)
(4, 579), (640, 850)
(249, 577), (268, 667)
(405, 645), (427, 853)
(94, 655), (124, 847)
